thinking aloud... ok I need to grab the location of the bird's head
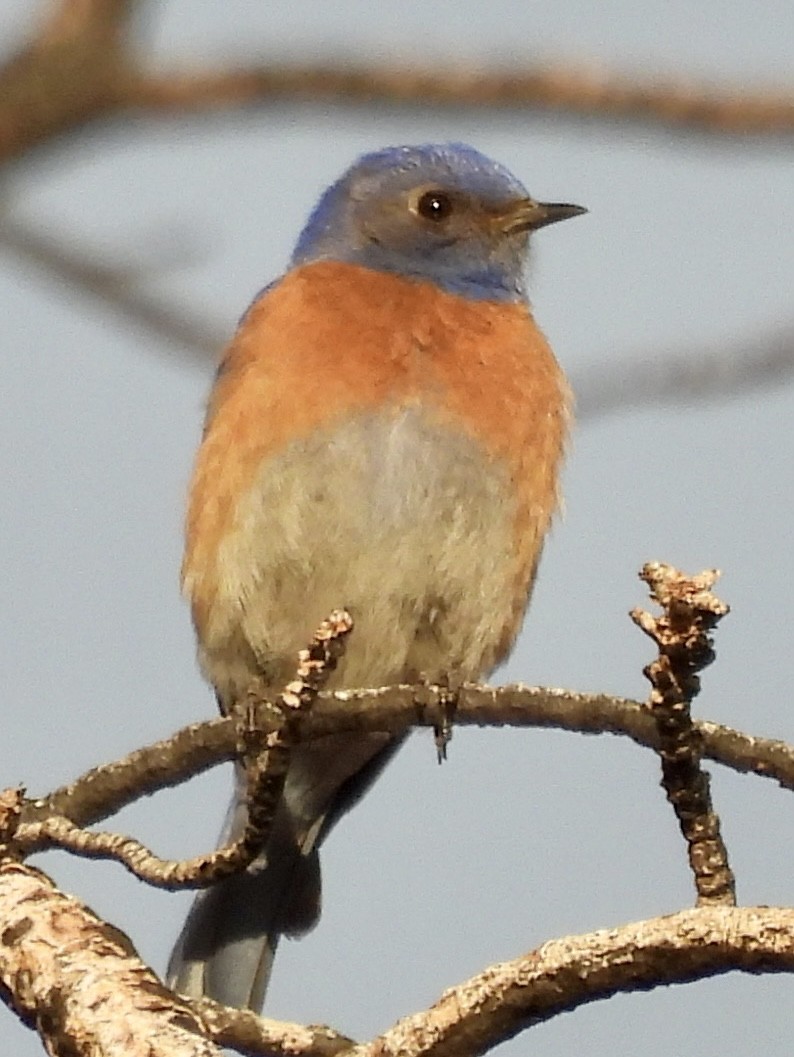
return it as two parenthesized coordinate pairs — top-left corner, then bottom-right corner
(291, 143), (585, 302)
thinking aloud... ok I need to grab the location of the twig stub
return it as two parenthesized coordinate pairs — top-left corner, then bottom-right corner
(13, 612), (355, 893)
(631, 562), (735, 906)
(233, 609), (354, 882)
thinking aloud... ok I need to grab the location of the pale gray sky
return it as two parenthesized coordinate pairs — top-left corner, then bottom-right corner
(2, 2), (793, 1055)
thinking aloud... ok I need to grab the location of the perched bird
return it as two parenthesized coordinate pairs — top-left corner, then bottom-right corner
(167, 143), (584, 1011)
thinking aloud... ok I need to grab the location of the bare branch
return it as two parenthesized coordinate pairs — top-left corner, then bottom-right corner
(13, 814), (267, 890)
(24, 713), (233, 833)
(17, 612), (353, 890)
(0, 858), (223, 1056)
(353, 906), (794, 1057)
(7, 790), (794, 1057)
(0, 1), (137, 164)
(632, 564), (735, 905)
(191, 997), (354, 1057)
(18, 684), (794, 842)
(233, 609), (354, 877)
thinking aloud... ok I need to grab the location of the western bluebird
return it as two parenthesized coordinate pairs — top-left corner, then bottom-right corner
(167, 143), (584, 1010)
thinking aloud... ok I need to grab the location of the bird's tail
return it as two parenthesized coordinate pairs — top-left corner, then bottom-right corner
(166, 786), (321, 1011)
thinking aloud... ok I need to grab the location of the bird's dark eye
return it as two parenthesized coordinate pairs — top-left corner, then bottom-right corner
(415, 190), (454, 222)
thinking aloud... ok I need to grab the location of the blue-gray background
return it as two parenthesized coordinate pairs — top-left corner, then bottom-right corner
(2, 2), (793, 1054)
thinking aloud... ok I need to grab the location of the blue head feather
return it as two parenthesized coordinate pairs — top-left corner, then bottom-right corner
(290, 144), (537, 303)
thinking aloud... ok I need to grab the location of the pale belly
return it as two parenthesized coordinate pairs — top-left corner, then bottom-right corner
(199, 406), (526, 704)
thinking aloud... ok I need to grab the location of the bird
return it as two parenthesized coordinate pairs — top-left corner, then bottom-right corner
(166, 142), (585, 1012)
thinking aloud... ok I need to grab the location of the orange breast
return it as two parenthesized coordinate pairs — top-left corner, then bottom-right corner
(183, 260), (570, 647)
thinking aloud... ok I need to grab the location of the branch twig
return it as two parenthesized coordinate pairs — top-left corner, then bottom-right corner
(18, 683), (794, 841)
(16, 612), (354, 889)
(632, 563), (735, 906)
(6, 786), (794, 1057)
(191, 997), (354, 1057)
(230, 608), (353, 881)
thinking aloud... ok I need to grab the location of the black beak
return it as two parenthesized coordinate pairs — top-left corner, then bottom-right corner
(502, 198), (588, 234)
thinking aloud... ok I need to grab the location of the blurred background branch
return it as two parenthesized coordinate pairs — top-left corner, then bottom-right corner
(122, 64), (794, 137)
(2, 209), (791, 418)
(1, 0), (793, 414)
(3, 0), (794, 169)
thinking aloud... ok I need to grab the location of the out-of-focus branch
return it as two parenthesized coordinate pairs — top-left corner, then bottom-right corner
(0, 0), (137, 164)
(0, 215), (224, 358)
(18, 683), (794, 841)
(126, 63), (794, 137)
(2, 0), (794, 172)
(2, 6), (793, 407)
(575, 325), (794, 420)
(5, 207), (792, 411)
(353, 906), (794, 1057)
(38, 0), (136, 45)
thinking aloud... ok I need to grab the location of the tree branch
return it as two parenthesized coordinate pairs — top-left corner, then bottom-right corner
(2, 0), (794, 171)
(632, 563), (735, 905)
(232, 609), (353, 883)
(0, 856), (223, 1056)
(17, 611), (353, 889)
(14, 684), (794, 853)
(353, 906), (794, 1057)
(191, 998), (354, 1057)
(125, 62), (794, 137)
(3, 6), (793, 414)
(7, 801), (794, 1057)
